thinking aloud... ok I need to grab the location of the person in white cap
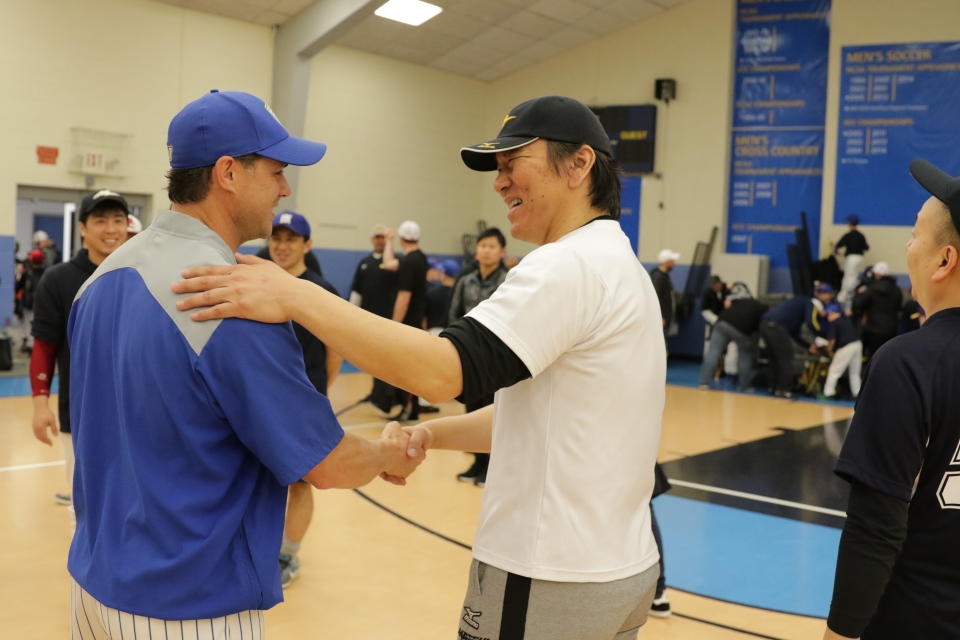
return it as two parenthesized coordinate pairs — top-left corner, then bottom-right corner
(127, 214), (143, 239)
(852, 261), (903, 358)
(381, 220), (428, 420)
(650, 249), (680, 333)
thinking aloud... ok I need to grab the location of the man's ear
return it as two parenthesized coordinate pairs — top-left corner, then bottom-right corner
(566, 144), (596, 189)
(212, 155), (243, 195)
(932, 244), (960, 283)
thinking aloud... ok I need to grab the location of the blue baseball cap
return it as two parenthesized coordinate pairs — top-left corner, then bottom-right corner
(271, 211), (311, 239)
(441, 259), (461, 278)
(167, 90), (327, 169)
(815, 282), (834, 294)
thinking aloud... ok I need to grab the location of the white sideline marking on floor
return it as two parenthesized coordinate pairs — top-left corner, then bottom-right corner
(668, 478), (847, 518)
(0, 460), (66, 473)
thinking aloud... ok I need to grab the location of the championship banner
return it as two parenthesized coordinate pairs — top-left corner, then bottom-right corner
(834, 42), (960, 226)
(726, 0), (831, 267)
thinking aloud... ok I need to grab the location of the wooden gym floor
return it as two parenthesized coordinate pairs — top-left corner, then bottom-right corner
(0, 370), (853, 639)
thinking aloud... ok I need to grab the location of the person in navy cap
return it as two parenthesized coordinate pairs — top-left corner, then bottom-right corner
(824, 159), (960, 639)
(65, 90), (422, 637)
(266, 210), (343, 589)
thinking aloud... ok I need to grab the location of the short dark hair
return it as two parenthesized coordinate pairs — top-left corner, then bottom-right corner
(546, 140), (621, 218)
(477, 227), (506, 248)
(165, 153), (260, 204)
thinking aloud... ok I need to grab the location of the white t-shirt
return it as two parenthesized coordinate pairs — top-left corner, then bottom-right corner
(467, 219), (666, 583)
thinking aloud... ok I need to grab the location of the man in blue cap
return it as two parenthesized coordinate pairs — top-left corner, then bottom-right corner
(66, 90), (422, 638)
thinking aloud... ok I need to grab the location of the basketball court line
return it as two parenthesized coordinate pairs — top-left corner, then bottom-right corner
(668, 478), (847, 517)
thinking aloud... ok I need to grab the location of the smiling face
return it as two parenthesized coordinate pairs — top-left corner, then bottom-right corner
(491, 139), (573, 245)
(79, 207), (128, 264)
(268, 227), (311, 274)
(233, 157), (292, 243)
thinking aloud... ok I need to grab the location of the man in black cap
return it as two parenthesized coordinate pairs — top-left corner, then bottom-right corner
(30, 190), (130, 505)
(174, 95), (666, 639)
(824, 159), (960, 640)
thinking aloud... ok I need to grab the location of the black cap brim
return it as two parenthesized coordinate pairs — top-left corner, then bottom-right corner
(460, 136), (539, 171)
(909, 158), (960, 231)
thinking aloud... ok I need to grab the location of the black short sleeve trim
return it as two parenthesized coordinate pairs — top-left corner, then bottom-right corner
(441, 317), (531, 405)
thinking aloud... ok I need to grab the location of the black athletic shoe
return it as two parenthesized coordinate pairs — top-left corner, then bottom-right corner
(457, 460), (483, 483)
(649, 595), (671, 618)
(474, 471), (487, 487)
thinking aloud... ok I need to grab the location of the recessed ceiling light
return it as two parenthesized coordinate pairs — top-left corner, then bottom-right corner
(374, 0), (442, 27)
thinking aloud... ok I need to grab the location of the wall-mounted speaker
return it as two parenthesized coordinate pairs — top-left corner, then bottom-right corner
(655, 78), (677, 102)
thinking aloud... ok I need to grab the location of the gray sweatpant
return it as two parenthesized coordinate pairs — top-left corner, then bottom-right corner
(458, 559), (659, 640)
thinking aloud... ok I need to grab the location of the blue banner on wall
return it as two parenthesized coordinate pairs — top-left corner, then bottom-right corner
(835, 42), (960, 226)
(619, 176), (641, 255)
(727, 1), (830, 268)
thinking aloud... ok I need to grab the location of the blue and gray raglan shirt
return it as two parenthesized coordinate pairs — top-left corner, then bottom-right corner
(66, 210), (344, 620)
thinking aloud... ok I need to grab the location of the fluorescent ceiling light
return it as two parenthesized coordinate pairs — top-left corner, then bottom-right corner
(375, 0), (442, 26)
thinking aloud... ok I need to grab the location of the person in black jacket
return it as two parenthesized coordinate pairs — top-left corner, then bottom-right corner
(852, 261), (903, 358)
(30, 190), (130, 505)
(651, 249), (679, 334)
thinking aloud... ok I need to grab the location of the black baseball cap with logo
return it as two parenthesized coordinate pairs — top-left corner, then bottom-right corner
(460, 95), (613, 172)
(79, 189), (130, 222)
(910, 159), (960, 233)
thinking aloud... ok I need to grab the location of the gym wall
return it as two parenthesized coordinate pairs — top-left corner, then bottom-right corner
(296, 44), (489, 255)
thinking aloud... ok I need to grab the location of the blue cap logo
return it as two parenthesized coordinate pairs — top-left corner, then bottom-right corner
(167, 90), (327, 169)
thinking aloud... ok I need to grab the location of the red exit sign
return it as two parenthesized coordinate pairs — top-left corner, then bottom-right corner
(36, 146), (59, 165)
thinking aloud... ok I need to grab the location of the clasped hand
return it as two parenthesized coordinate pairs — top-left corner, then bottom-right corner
(378, 422), (433, 486)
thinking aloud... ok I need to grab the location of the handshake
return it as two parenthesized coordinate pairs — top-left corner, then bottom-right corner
(377, 421), (433, 486)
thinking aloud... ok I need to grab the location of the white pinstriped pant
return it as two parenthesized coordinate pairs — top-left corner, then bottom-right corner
(71, 579), (265, 639)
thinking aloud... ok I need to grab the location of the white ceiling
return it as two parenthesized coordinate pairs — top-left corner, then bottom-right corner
(154, 0), (690, 81)
(153, 0), (318, 27)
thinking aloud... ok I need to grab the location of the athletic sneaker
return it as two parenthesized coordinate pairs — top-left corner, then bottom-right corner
(54, 493), (71, 505)
(279, 553), (300, 589)
(649, 594), (671, 618)
(474, 471), (486, 487)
